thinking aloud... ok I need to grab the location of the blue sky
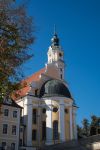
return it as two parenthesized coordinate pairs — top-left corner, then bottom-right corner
(18, 0), (100, 125)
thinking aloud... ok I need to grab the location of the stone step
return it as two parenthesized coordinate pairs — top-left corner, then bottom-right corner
(39, 135), (100, 150)
(39, 142), (87, 150)
(39, 146), (87, 150)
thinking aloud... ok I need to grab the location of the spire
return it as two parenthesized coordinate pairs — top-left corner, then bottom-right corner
(54, 24), (56, 35)
(51, 25), (59, 46)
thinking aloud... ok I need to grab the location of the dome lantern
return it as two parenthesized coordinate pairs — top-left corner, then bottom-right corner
(51, 33), (59, 46)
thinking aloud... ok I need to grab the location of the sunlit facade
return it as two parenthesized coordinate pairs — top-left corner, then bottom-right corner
(16, 32), (77, 149)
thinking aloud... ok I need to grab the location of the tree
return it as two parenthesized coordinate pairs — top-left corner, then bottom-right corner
(82, 118), (90, 137)
(77, 125), (83, 139)
(90, 115), (100, 135)
(77, 115), (100, 139)
(0, 0), (35, 102)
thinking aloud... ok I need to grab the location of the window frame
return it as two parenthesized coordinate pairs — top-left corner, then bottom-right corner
(32, 109), (37, 124)
(13, 111), (17, 118)
(11, 143), (15, 150)
(35, 89), (38, 96)
(32, 129), (37, 141)
(60, 74), (62, 79)
(42, 121), (46, 140)
(60, 68), (62, 72)
(4, 109), (9, 117)
(65, 108), (69, 114)
(12, 125), (16, 135)
(2, 142), (6, 148)
(3, 124), (8, 134)
(53, 120), (59, 140)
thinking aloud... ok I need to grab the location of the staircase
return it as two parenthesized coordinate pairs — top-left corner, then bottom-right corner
(79, 135), (100, 150)
(39, 140), (87, 150)
(38, 135), (100, 150)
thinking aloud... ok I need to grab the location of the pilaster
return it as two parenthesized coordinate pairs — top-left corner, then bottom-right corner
(69, 106), (73, 140)
(45, 100), (53, 145)
(59, 100), (65, 142)
(73, 108), (77, 139)
(24, 96), (33, 146)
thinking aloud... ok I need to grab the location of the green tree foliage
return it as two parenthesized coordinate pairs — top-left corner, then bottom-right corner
(82, 118), (90, 137)
(77, 116), (100, 139)
(0, 0), (35, 102)
(77, 125), (83, 139)
(90, 115), (100, 136)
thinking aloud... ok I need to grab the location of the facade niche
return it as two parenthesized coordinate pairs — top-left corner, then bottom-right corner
(53, 120), (59, 140)
(42, 121), (46, 140)
(33, 109), (37, 124)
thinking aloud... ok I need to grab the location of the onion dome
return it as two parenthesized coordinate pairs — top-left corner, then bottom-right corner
(51, 33), (59, 46)
(39, 79), (72, 98)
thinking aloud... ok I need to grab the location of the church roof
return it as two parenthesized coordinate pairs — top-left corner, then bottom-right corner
(40, 79), (72, 98)
(13, 68), (45, 100)
(12, 86), (31, 100)
(22, 68), (45, 85)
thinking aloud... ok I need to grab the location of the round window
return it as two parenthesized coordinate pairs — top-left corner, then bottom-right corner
(53, 107), (58, 112)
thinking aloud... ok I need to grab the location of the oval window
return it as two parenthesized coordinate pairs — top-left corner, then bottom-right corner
(53, 107), (58, 112)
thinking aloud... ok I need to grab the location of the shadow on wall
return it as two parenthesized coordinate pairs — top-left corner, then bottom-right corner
(20, 101), (67, 147)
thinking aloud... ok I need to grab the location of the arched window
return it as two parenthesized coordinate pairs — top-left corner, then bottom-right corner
(53, 120), (59, 140)
(32, 129), (37, 141)
(2, 142), (6, 149)
(65, 108), (68, 114)
(35, 89), (38, 96)
(11, 143), (15, 150)
(42, 121), (46, 140)
(60, 74), (62, 79)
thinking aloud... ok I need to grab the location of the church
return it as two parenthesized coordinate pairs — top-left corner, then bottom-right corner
(15, 32), (78, 149)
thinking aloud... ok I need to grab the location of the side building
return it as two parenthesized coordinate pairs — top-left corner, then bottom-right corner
(0, 98), (22, 150)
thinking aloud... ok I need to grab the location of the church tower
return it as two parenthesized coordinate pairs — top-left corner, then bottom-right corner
(47, 32), (65, 80)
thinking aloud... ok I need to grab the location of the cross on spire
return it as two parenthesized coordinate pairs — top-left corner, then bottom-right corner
(54, 24), (56, 35)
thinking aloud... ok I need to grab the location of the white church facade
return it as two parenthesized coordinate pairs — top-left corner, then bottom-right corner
(15, 32), (77, 149)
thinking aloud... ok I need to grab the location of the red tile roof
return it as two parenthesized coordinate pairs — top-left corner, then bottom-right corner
(12, 86), (31, 100)
(22, 68), (45, 86)
(13, 68), (45, 101)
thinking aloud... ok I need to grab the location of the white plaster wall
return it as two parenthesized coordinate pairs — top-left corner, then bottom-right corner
(92, 142), (100, 150)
